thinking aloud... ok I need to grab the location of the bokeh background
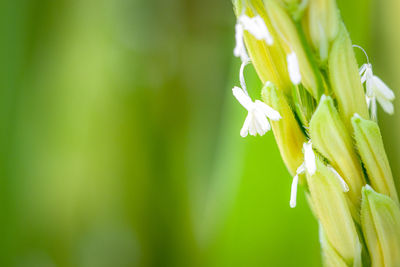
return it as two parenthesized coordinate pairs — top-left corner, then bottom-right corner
(0, 0), (399, 266)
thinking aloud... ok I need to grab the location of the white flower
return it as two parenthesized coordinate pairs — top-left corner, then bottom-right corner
(359, 63), (395, 119)
(287, 51), (302, 85)
(289, 141), (316, 208)
(232, 86), (281, 137)
(233, 62), (281, 137)
(289, 142), (350, 208)
(234, 14), (273, 62)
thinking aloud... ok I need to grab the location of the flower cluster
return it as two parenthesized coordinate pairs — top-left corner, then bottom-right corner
(232, 8), (395, 207)
(231, 1), (399, 264)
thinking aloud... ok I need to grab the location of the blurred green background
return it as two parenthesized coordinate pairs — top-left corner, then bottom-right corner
(0, 0), (398, 266)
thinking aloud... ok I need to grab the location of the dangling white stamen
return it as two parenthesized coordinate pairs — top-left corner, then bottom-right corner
(287, 51), (302, 85)
(355, 45), (395, 118)
(367, 95), (378, 120)
(234, 14), (273, 62)
(303, 141), (316, 175)
(234, 23), (249, 62)
(359, 63), (373, 85)
(328, 166), (349, 192)
(290, 163), (305, 208)
(370, 76), (395, 113)
(239, 15), (273, 45)
(290, 174), (299, 208)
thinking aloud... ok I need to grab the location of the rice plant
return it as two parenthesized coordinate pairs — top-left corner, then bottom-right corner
(231, 0), (400, 266)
